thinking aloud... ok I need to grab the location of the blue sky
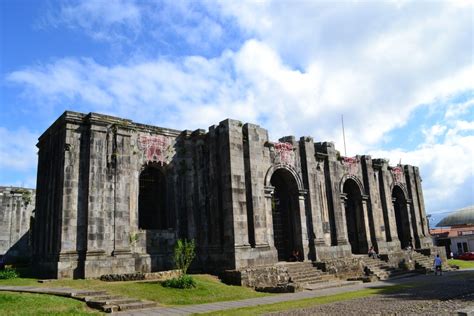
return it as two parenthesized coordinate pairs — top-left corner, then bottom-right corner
(1, 0), (473, 217)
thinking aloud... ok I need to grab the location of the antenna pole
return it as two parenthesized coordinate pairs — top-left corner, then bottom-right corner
(341, 114), (347, 156)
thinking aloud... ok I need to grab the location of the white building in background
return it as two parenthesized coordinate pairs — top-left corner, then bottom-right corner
(431, 206), (474, 256)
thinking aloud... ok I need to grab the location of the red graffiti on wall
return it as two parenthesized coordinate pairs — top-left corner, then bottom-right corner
(342, 156), (359, 175)
(138, 135), (173, 165)
(391, 166), (403, 183)
(274, 142), (295, 166)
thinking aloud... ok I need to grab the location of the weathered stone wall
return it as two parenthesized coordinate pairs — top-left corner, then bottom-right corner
(0, 187), (35, 263)
(33, 111), (433, 279)
(315, 257), (365, 279)
(221, 265), (291, 289)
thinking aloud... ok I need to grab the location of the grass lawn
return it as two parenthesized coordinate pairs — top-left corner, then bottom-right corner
(0, 274), (270, 306)
(448, 259), (474, 269)
(201, 285), (412, 316)
(0, 291), (100, 316)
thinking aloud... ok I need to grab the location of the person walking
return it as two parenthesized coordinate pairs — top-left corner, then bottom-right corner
(433, 254), (443, 276)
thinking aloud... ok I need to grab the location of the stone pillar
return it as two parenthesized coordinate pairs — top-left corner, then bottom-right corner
(405, 199), (415, 247)
(413, 167), (432, 248)
(57, 122), (82, 274)
(299, 137), (325, 253)
(297, 190), (311, 260)
(361, 156), (386, 253)
(243, 124), (269, 247)
(217, 120), (250, 270)
(111, 126), (132, 256)
(361, 195), (373, 251)
(85, 121), (108, 259)
(337, 194), (350, 245)
(405, 166), (422, 248)
(264, 186), (275, 248)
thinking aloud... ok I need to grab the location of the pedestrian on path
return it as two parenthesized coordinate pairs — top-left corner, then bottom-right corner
(433, 254), (443, 276)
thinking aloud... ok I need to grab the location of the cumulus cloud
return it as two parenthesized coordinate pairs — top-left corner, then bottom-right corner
(0, 127), (38, 171)
(5, 0), (474, 212)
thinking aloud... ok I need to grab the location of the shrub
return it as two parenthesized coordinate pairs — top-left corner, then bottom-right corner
(162, 275), (196, 289)
(0, 268), (18, 279)
(174, 239), (195, 275)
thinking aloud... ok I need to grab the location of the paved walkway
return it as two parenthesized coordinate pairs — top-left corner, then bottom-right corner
(1, 270), (473, 315)
(117, 270), (474, 315)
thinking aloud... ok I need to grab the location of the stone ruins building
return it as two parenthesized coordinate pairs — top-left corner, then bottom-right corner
(33, 111), (436, 280)
(0, 186), (35, 263)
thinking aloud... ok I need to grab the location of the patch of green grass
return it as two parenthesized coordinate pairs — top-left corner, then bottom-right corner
(201, 285), (412, 316)
(0, 274), (270, 306)
(448, 259), (474, 269)
(0, 291), (99, 316)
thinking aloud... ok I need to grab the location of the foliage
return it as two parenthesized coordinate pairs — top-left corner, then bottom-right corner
(129, 232), (139, 245)
(174, 239), (195, 275)
(162, 274), (196, 289)
(11, 188), (32, 206)
(0, 268), (18, 280)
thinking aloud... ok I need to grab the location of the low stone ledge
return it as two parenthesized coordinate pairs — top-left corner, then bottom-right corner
(100, 269), (180, 282)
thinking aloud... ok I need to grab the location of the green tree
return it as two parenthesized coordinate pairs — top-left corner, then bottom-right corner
(174, 239), (195, 275)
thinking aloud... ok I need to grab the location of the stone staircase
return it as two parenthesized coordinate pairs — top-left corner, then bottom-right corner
(0, 286), (156, 313)
(360, 256), (411, 280)
(283, 262), (361, 290)
(411, 251), (452, 273)
(411, 251), (435, 273)
(73, 290), (156, 313)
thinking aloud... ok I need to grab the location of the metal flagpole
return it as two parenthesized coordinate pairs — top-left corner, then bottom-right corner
(341, 114), (347, 156)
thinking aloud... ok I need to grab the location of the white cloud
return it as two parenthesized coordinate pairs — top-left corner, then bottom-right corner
(0, 127), (38, 171)
(56, 0), (142, 42)
(445, 99), (474, 119)
(6, 0), (474, 211)
(372, 112), (474, 214)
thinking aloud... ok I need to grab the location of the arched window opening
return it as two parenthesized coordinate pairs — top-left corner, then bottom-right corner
(392, 186), (411, 249)
(343, 179), (368, 254)
(138, 165), (168, 229)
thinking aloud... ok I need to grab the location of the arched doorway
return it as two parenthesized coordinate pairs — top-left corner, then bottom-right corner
(270, 168), (303, 261)
(343, 179), (368, 254)
(138, 165), (168, 229)
(392, 186), (411, 249)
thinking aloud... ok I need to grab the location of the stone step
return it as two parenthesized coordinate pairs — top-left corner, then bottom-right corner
(291, 275), (325, 283)
(117, 301), (157, 311)
(304, 280), (362, 291)
(81, 295), (122, 302)
(88, 298), (139, 306)
(72, 290), (108, 298)
(286, 266), (319, 273)
(288, 271), (324, 278)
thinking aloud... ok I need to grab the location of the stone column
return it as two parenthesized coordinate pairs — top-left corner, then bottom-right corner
(111, 126), (132, 256)
(85, 120), (108, 259)
(300, 137), (325, 250)
(217, 119), (250, 267)
(264, 186), (275, 248)
(361, 195), (373, 250)
(387, 195), (400, 244)
(405, 199), (415, 246)
(405, 166), (422, 248)
(337, 194), (350, 245)
(243, 124), (269, 247)
(297, 190), (310, 260)
(361, 156), (386, 252)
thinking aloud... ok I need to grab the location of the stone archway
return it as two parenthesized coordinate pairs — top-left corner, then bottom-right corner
(270, 168), (304, 261)
(392, 185), (411, 249)
(343, 178), (369, 254)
